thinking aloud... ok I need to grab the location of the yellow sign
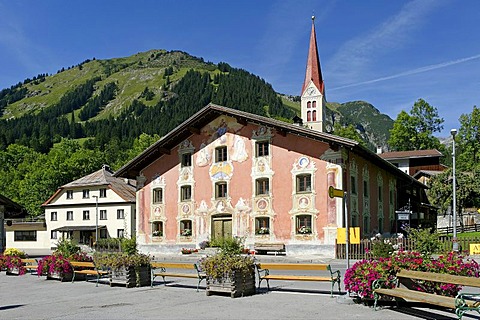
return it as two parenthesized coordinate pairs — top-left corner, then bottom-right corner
(328, 186), (344, 198)
(470, 244), (480, 255)
(337, 227), (361, 244)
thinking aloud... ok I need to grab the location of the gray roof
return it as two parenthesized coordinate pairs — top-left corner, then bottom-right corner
(44, 166), (136, 205)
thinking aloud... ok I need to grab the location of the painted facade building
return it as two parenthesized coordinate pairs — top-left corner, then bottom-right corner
(42, 165), (136, 249)
(115, 104), (428, 256)
(114, 18), (430, 257)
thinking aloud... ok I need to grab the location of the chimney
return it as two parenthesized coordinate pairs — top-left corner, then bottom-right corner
(376, 146), (383, 154)
(292, 115), (303, 126)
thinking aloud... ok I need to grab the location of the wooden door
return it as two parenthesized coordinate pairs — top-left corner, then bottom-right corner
(212, 216), (232, 239)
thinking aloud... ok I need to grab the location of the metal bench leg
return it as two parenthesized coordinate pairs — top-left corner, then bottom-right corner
(197, 277), (205, 292)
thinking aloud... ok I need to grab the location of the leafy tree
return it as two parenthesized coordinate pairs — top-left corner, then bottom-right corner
(333, 123), (367, 148)
(458, 105), (480, 171)
(428, 168), (480, 224)
(388, 99), (444, 151)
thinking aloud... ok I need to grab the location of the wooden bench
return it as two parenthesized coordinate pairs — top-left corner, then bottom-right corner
(256, 263), (341, 297)
(150, 262), (206, 292)
(22, 258), (38, 274)
(254, 243), (285, 255)
(70, 261), (109, 287)
(373, 269), (480, 319)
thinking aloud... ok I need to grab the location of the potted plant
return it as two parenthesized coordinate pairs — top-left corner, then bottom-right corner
(199, 237), (256, 298)
(37, 239), (93, 281)
(297, 226), (312, 234)
(181, 229), (192, 237)
(37, 254), (74, 281)
(181, 248), (198, 254)
(94, 236), (151, 288)
(94, 252), (151, 288)
(255, 227), (270, 235)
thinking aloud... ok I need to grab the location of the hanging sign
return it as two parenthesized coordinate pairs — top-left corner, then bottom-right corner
(328, 186), (344, 198)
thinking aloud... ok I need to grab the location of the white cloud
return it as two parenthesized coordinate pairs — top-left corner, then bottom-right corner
(330, 53), (480, 91)
(329, 0), (443, 84)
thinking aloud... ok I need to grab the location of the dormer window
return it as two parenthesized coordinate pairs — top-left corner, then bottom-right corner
(181, 153), (192, 167)
(256, 141), (269, 157)
(215, 146), (227, 162)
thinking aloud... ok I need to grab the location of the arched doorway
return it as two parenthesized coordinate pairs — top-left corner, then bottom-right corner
(211, 214), (232, 239)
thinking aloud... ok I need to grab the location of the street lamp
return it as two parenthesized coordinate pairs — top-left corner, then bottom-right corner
(451, 128), (459, 252)
(93, 195), (99, 245)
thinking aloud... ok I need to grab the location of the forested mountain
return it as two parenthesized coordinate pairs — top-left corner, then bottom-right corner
(0, 50), (394, 215)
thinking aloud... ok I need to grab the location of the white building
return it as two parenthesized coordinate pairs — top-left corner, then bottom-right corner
(42, 165), (136, 249)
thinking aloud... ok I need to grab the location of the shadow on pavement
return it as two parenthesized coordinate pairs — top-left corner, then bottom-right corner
(0, 304), (24, 311)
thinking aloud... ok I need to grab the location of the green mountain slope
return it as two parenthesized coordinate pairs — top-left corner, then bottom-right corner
(280, 96), (394, 150)
(0, 50), (393, 153)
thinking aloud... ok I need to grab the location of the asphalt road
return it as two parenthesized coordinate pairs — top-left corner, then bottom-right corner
(0, 261), (465, 320)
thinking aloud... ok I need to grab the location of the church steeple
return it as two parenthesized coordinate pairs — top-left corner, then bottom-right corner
(301, 16), (327, 132)
(302, 16), (325, 96)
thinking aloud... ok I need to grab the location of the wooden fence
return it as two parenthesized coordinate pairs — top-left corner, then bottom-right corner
(437, 224), (480, 235)
(335, 236), (480, 259)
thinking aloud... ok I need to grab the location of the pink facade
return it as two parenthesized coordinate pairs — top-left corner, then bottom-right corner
(132, 113), (396, 254)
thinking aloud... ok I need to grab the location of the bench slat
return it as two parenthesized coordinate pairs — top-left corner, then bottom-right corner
(153, 272), (198, 278)
(375, 287), (459, 309)
(258, 263), (329, 271)
(264, 275), (332, 282)
(151, 262), (194, 269)
(397, 270), (480, 288)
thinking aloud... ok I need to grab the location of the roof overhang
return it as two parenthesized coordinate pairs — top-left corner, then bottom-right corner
(113, 103), (427, 190)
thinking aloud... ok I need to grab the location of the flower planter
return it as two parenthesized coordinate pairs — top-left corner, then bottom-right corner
(109, 265), (150, 288)
(47, 272), (74, 282)
(206, 270), (256, 298)
(6, 268), (22, 276)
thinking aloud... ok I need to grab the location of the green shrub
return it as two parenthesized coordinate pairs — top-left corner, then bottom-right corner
(3, 248), (26, 258)
(120, 236), (137, 255)
(93, 252), (151, 271)
(55, 239), (80, 257)
(406, 226), (441, 256)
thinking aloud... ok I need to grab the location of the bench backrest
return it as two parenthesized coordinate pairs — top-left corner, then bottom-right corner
(258, 263), (330, 271)
(151, 262), (195, 270)
(397, 269), (480, 287)
(70, 261), (95, 268)
(21, 258), (37, 264)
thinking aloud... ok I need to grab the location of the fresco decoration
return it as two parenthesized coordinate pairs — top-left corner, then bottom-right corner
(230, 135), (248, 162)
(152, 174), (166, 186)
(362, 166), (370, 215)
(195, 200), (210, 239)
(252, 125), (273, 140)
(196, 115), (246, 167)
(289, 157), (319, 240)
(389, 179), (395, 220)
(377, 172), (384, 218)
(196, 142), (211, 167)
(256, 198), (269, 211)
(349, 158), (359, 226)
(209, 162), (234, 181)
(233, 198), (252, 238)
(179, 139), (194, 152)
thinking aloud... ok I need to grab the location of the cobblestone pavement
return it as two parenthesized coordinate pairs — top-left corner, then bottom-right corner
(0, 264), (463, 320)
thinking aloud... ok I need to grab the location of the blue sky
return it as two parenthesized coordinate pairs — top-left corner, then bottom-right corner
(1, 0), (479, 137)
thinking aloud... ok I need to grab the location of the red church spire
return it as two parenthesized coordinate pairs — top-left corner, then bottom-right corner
(302, 16), (325, 96)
